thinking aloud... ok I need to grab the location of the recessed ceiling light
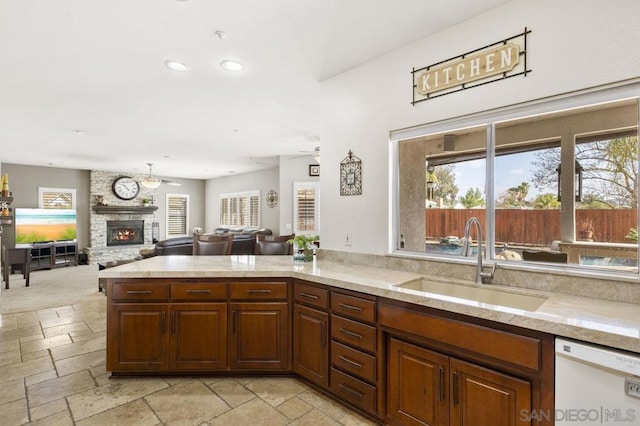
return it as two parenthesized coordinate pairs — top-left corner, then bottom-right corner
(164, 60), (189, 71)
(73, 130), (83, 135)
(220, 60), (243, 72)
(214, 30), (227, 39)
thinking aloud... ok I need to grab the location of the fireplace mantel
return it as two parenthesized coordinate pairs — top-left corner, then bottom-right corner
(92, 205), (158, 214)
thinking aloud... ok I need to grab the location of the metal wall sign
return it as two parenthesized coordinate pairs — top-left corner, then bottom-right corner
(412, 28), (531, 104)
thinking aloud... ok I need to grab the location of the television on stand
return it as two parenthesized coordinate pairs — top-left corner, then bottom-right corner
(15, 208), (77, 245)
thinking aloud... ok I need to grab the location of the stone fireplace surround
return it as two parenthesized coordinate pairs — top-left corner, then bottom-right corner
(86, 170), (157, 264)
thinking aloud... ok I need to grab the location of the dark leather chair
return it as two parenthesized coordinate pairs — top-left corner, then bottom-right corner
(152, 236), (194, 256)
(2, 245), (31, 289)
(193, 233), (234, 255)
(255, 234), (294, 255)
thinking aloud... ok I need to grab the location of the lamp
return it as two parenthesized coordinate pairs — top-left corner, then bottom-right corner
(141, 163), (162, 189)
(556, 160), (583, 202)
(426, 164), (438, 203)
(312, 146), (320, 164)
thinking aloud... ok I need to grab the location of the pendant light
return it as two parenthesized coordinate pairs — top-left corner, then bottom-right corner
(141, 163), (162, 189)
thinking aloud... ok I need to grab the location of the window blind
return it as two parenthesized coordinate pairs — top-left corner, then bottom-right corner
(167, 195), (188, 235)
(219, 191), (260, 227)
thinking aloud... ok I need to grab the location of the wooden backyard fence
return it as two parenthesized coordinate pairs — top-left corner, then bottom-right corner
(425, 208), (638, 246)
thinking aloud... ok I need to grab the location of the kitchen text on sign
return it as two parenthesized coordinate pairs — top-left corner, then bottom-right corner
(417, 43), (520, 96)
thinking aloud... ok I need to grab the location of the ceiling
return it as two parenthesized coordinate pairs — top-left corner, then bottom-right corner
(0, 0), (511, 180)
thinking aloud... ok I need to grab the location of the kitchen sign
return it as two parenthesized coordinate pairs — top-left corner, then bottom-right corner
(412, 28), (531, 104)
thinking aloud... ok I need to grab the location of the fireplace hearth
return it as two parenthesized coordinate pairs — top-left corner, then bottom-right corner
(107, 220), (144, 246)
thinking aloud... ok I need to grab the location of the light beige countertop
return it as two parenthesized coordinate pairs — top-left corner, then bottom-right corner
(99, 255), (640, 354)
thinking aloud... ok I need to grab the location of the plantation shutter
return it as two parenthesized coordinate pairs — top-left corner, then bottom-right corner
(219, 191), (260, 228)
(167, 194), (189, 236)
(293, 182), (319, 235)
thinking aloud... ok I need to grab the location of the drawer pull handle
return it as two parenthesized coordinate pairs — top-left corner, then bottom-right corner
(339, 355), (363, 368)
(338, 303), (362, 312)
(453, 372), (459, 406)
(339, 328), (362, 339)
(247, 289), (272, 294)
(186, 289), (212, 294)
(439, 367), (444, 401)
(299, 292), (319, 300)
(339, 383), (364, 398)
(127, 290), (152, 295)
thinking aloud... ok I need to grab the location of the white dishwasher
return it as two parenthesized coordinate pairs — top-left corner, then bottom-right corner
(555, 338), (640, 425)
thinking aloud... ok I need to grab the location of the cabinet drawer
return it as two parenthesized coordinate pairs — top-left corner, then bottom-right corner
(331, 292), (375, 323)
(294, 282), (329, 309)
(171, 281), (227, 301)
(331, 341), (376, 383)
(330, 368), (376, 415)
(229, 281), (288, 300)
(111, 282), (170, 302)
(331, 315), (376, 353)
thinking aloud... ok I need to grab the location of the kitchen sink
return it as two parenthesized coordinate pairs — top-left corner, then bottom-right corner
(395, 278), (547, 311)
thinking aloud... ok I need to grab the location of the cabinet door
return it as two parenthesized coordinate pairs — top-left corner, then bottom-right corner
(293, 304), (328, 387)
(387, 338), (449, 426)
(107, 304), (169, 371)
(450, 358), (531, 426)
(229, 302), (289, 370)
(170, 303), (227, 370)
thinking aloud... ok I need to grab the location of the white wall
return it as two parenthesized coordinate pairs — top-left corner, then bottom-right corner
(278, 155), (319, 234)
(205, 167), (280, 233)
(319, 0), (640, 254)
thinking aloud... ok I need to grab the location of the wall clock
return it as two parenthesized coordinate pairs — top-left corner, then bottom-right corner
(112, 176), (140, 200)
(266, 190), (279, 208)
(340, 150), (362, 196)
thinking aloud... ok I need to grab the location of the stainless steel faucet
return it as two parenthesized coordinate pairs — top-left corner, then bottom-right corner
(461, 217), (495, 284)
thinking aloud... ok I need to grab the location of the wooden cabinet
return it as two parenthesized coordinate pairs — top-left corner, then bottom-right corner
(26, 241), (78, 270)
(229, 302), (289, 370)
(293, 301), (329, 386)
(387, 337), (531, 426)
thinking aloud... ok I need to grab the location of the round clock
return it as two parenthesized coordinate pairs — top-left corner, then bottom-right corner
(112, 176), (140, 200)
(266, 190), (278, 208)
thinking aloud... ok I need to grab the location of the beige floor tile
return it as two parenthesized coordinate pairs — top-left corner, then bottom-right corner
(0, 377), (25, 406)
(19, 332), (46, 343)
(290, 408), (341, 426)
(70, 330), (106, 343)
(43, 321), (91, 338)
(209, 398), (289, 426)
(49, 336), (105, 361)
(92, 371), (111, 387)
(0, 314), (17, 331)
(29, 398), (69, 421)
(208, 378), (256, 408)
(22, 348), (51, 361)
(55, 350), (105, 377)
(89, 362), (108, 379)
(40, 312), (101, 330)
(145, 380), (229, 425)
(340, 410), (379, 426)
(84, 318), (106, 333)
(67, 377), (169, 421)
(27, 409), (74, 426)
(76, 398), (160, 426)
(0, 337), (19, 354)
(72, 300), (106, 313)
(276, 396), (314, 420)
(28, 370), (96, 408)
(297, 389), (356, 423)
(245, 377), (307, 407)
(0, 349), (21, 367)
(0, 324), (42, 342)
(25, 369), (58, 386)
(21, 334), (72, 354)
(0, 398), (29, 425)
(0, 356), (53, 384)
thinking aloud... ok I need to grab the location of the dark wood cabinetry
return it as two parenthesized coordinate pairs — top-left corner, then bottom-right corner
(22, 241), (78, 270)
(293, 303), (329, 386)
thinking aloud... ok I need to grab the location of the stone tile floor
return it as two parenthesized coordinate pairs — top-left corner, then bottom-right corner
(0, 298), (377, 425)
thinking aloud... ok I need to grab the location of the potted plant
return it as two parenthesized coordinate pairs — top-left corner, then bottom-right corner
(142, 197), (152, 207)
(578, 218), (595, 241)
(288, 234), (319, 262)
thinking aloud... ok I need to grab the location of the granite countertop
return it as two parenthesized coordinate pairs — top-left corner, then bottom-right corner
(98, 255), (640, 354)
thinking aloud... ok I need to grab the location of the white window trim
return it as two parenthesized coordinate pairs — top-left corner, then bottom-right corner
(166, 193), (190, 238)
(38, 187), (76, 210)
(219, 190), (261, 228)
(293, 181), (320, 235)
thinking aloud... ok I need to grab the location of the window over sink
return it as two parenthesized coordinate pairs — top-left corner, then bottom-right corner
(391, 81), (640, 275)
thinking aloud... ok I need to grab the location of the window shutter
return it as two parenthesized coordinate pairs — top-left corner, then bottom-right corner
(219, 191), (261, 228)
(167, 195), (188, 236)
(296, 189), (316, 231)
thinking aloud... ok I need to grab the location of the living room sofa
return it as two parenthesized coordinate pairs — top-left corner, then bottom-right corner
(144, 228), (273, 257)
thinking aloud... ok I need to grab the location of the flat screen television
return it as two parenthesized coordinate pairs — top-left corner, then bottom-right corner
(15, 208), (77, 244)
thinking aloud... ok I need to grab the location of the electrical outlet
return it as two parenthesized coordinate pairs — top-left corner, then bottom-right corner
(344, 232), (352, 246)
(285, 223), (292, 230)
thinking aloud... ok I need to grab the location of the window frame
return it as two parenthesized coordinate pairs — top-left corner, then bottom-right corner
(390, 80), (640, 278)
(293, 181), (320, 235)
(218, 190), (260, 228)
(165, 193), (190, 238)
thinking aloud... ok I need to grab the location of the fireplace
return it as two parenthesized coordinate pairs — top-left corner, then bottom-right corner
(107, 220), (144, 246)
